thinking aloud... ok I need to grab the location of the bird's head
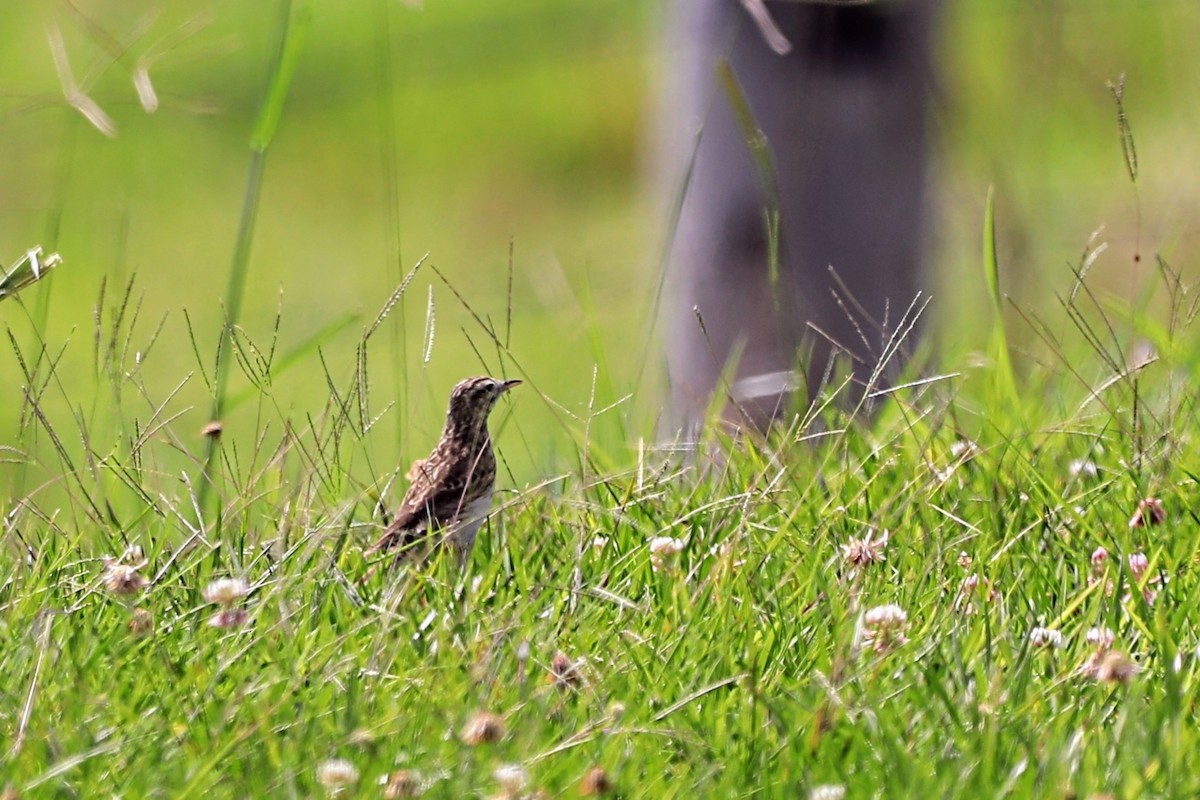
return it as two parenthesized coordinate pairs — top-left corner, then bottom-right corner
(446, 375), (521, 431)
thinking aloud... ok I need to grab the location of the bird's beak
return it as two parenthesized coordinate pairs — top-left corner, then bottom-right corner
(500, 379), (522, 393)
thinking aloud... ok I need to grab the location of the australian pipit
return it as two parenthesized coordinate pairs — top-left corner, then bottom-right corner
(366, 375), (520, 562)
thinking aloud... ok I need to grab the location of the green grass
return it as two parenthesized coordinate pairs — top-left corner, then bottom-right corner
(4, 1), (1200, 797)
(4, 255), (1200, 797)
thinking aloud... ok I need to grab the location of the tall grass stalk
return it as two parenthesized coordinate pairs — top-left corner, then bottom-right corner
(982, 186), (1022, 420)
(371, 0), (410, 444)
(197, 0), (311, 513)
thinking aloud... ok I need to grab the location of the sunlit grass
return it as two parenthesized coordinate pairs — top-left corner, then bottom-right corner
(4, 244), (1200, 796)
(4, 2), (1200, 797)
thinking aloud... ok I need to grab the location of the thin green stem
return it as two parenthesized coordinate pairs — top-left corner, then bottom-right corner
(197, 0), (310, 514)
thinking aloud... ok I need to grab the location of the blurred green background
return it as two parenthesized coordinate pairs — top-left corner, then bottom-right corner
(1, 0), (1198, 493)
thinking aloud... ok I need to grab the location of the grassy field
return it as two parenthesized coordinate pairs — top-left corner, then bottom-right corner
(3, 1), (1200, 797)
(6, 273), (1200, 797)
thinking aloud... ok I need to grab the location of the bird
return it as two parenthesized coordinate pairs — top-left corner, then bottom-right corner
(366, 375), (520, 563)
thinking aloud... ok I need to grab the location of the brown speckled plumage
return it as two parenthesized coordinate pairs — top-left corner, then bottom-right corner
(366, 376), (519, 560)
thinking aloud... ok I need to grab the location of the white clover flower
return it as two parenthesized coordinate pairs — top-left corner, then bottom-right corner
(841, 529), (888, 567)
(1068, 458), (1098, 478)
(101, 545), (149, 596)
(1084, 649), (1139, 685)
(810, 785), (846, 800)
(950, 439), (979, 460)
(649, 536), (686, 572)
(864, 603), (908, 629)
(202, 577), (249, 607)
(208, 608), (249, 629)
(460, 710), (505, 745)
(316, 758), (359, 794)
(492, 763), (529, 794)
(103, 563), (148, 596)
(1085, 626), (1115, 650)
(384, 769), (422, 799)
(862, 604), (910, 654)
(1029, 627), (1064, 649)
(1129, 496), (1166, 528)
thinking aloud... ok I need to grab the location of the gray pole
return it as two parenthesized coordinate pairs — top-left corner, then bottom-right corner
(662, 0), (940, 433)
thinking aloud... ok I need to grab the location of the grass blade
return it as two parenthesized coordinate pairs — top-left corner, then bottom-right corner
(198, 0), (311, 512)
(983, 186), (1021, 417)
(0, 248), (62, 303)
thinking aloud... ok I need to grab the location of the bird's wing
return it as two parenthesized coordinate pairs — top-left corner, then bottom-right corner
(366, 450), (482, 555)
(404, 457), (427, 482)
